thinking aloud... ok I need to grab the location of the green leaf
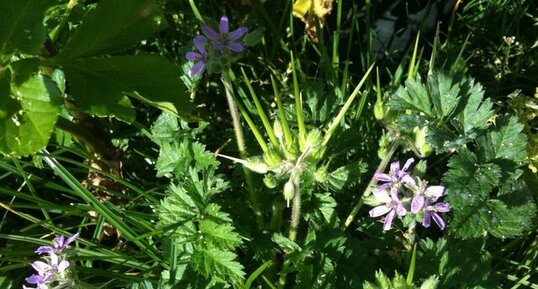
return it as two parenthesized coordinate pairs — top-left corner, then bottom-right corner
(0, 74), (62, 156)
(272, 233), (302, 253)
(390, 77), (432, 116)
(0, 0), (54, 55)
(476, 116), (527, 163)
(427, 73), (460, 119)
(56, 0), (165, 60)
(191, 247), (245, 282)
(199, 220), (242, 250)
(61, 55), (193, 117)
(456, 78), (493, 134)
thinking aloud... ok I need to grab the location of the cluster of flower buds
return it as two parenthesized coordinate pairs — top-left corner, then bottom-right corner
(186, 16), (248, 77)
(24, 233), (78, 289)
(367, 158), (450, 231)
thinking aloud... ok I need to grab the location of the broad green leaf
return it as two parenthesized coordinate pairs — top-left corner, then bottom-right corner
(0, 0), (54, 55)
(272, 233), (302, 253)
(56, 0), (165, 60)
(390, 77), (432, 116)
(477, 116), (527, 163)
(0, 74), (61, 156)
(61, 55), (193, 117)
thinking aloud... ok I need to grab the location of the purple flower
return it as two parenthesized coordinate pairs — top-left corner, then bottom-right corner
(421, 198), (451, 230)
(410, 179), (445, 213)
(35, 232), (79, 255)
(202, 16), (248, 53)
(374, 158), (414, 193)
(185, 35), (209, 77)
(369, 187), (407, 231)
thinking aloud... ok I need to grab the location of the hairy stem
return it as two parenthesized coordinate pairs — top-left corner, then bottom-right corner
(288, 181), (301, 241)
(221, 73), (265, 228)
(343, 139), (402, 228)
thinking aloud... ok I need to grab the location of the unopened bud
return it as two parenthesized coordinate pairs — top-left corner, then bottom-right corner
(263, 174), (277, 188)
(273, 119), (283, 141)
(314, 162), (330, 183)
(263, 149), (282, 167)
(374, 99), (384, 120)
(413, 126), (432, 157)
(283, 180), (295, 207)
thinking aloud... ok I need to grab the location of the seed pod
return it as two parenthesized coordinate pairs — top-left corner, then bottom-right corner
(273, 119), (283, 141)
(263, 149), (282, 168)
(413, 126), (432, 157)
(374, 99), (384, 120)
(263, 174), (277, 188)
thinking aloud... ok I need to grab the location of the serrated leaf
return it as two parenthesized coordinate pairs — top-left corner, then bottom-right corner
(199, 220), (242, 250)
(61, 55), (193, 117)
(478, 116), (527, 163)
(0, 0), (54, 54)
(427, 73), (460, 119)
(191, 247), (245, 282)
(0, 74), (62, 156)
(272, 233), (302, 253)
(390, 77), (432, 115)
(56, 0), (165, 60)
(456, 78), (493, 134)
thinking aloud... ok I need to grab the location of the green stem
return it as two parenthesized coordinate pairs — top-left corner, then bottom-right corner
(406, 243), (418, 286)
(323, 64), (375, 146)
(50, 0), (78, 44)
(288, 180), (301, 241)
(271, 75), (293, 148)
(221, 74), (265, 228)
(343, 139), (402, 228)
(290, 51), (306, 143)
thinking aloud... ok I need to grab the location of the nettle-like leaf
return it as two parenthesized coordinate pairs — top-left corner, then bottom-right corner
(0, 0), (54, 55)
(417, 238), (497, 288)
(0, 74), (62, 156)
(389, 72), (494, 153)
(155, 112), (244, 285)
(444, 116), (534, 239)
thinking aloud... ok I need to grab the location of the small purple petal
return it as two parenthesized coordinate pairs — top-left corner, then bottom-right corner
(395, 204), (407, 216)
(369, 205), (391, 218)
(58, 260), (70, 272)
(389, 187), (399, 200)
(422, 211), (432, 228)
(431, 212), (446, 230)
(389, 161), (400, 174)
(227, 42), (244, 52)
(219, 16), (229, 34)
(193, 35), (208, 54)
(186, 51), (201, 61)
(35, 246), (53, 255)
(229, 27), (248, 41)
(402, 158), (414, 171)
(383, 210), (396, 231)
(31, 261), (51, 274)
(373, 183), (391, 194)
(26, 274), (46, 284)
(435, 202), (451, 213)
(53, 235), (65, 249)
(402, 175), (416, 187)
(202, 26), (220, 42)
(373, 173), (392, 182)
(426, 185), (445, 198)
(214, 43), (224, 51)
(411, 194), (425, 213)
(190, 61), (206, 77)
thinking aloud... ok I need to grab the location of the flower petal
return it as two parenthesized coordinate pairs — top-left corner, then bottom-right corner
(402, 175), (416, 187)
(26, 274), (46, 284)
(431, 212), (446, 230)
(383, 210), (396, 230)
(219, 16), (229, 34)
(35, 246), (53, 255)
(186, 51), (201, 61)
(411, 194), (425, 213)
(373, 173), (391, 182)
(422, 211), (432, 228)
(202, 26), (220, 42)
(395, 204), (407, 216)
(229, 27), (248, 41)
(435, 202), (451, 213)
(389, 161), (400, 174)
(402, 158), (414, 171)
(227, 42), (244, 52)
(190, 61), (206, 77)
(193, 35), (208, 54)
(426, 185), (445, 198)
(369, 205), (391, 218)
(53, 235), (65, 249)
(58, 260), (70, 272)
(31, 261), (51, 274)
(373, 190), (391, 203)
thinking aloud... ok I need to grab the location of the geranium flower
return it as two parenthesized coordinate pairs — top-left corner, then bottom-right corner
(202, 16), (248, 52)
(35, 232), (78, 255)
(410, 179), (445, 213)
(373, 158), (414, 193)
(421, 198), (451, 230)
(369, 187), (407, 231)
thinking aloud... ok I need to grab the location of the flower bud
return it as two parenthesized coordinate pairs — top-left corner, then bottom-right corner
(374, 99), (384, 120)
(314, 162), (330, 183)
(263, 174), (277, 188)
(263, 149), (282, 168)
(273, 119), (283, 141)
(413, 126), (432, 157)
(283, 179), (295, 207)
(302, 129), (325, 161)
(243, 158), (270, 174)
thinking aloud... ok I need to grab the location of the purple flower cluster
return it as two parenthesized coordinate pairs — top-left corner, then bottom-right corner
(368, 158), (450, 231)
(186, 16), (248, 77)
(24, 233), (78, 289)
